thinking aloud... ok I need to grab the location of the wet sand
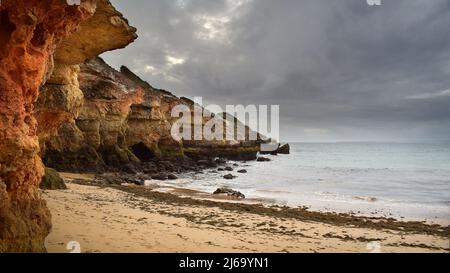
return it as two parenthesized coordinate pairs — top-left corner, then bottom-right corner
(43, 175), (450, 253)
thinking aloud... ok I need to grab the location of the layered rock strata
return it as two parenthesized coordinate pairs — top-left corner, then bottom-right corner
(42, 58), (261, 172)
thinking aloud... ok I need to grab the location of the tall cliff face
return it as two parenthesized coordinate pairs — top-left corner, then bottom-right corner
(42, 57), (145, 171)
(0, 0), (136, 252)
(42, 58), (185, 172)
(0, 0), (97, 252)
(42, 57), (261, 173)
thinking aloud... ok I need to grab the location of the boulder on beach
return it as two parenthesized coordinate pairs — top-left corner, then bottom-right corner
(167, 174), (178, 180)
(213, 187), (245, 199)
(257, 157), (271, 162)
(223, 174), (237, 180)
(40, 168), (67, 190)
(237, 169), (247, 173)
(151, 173), (168, 180)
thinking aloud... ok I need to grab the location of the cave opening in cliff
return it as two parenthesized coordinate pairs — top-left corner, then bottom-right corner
(0, 10), (16, 58)
(132, 143), (155, 162)
(31, 23), (46, 48)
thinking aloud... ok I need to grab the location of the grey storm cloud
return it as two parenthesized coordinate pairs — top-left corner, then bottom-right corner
(102, 0), (450, 142)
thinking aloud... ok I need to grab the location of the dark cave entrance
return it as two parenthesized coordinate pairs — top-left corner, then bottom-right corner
(132, 143), (155, 162)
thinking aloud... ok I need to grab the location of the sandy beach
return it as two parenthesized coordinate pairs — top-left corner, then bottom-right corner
(42, 174), (449, 253)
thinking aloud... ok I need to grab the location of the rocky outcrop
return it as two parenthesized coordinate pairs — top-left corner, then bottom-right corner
(121, 65), (185, 160)
(260, 143), (291, 155)
(40, 168), (66, 190)
(35, 0), (137, 139)
(54, 0), (137, 66)
(41, 57), (181, 171)
(0, 0), (98, 253)
(1, 0), (266, 253)
(35, 64), (84, 137)
(42, 57), (261, 172)
(213, 187), (245, 199)
(42, 58), (143, 172)
(0, 0), (136, 252)
(180, 112), (263, 161)
(277, 144), (290, 154)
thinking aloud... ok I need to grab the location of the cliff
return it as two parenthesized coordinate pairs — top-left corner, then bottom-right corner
(41, 57), (260, 173)
(0, 0), (136, 252)
(1, 0), (261, 253)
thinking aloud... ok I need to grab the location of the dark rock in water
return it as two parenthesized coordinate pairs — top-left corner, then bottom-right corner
(237, 169), (247, 173)
(167, 174), (178, 180)
(123, 176), (145, 186)
(233, 163), (239, 167)
(213, 187), (245, 199)
(277, 144), (290, 154)
(259, 142), (280, 155)
(197, 159), (217, 168)
(122, 163), (138, 174)
(40, 168), (67, 190)
(208, 162), (218, 168)
(184, 146), (259, 161)
(224, 166), (233, 171)
(257, 157), (271, 162)
(260, 143), (290, 155)
(223, 174), (237, 180)
(151, 173), (168, 180)
(260, 150), (278, 155)
(217, 168), (225, 171)
(215, 158), (227, 165)
(197, 159), (210, 165)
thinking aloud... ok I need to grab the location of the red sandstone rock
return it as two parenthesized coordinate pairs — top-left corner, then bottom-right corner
(0, 0), (137, 253)
(0, 0), (97, 252)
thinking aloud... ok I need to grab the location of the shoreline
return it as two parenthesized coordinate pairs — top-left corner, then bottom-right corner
(63, 172), (450, 233)
(145, 179), (450, 227)
(42, 174), (450, 253)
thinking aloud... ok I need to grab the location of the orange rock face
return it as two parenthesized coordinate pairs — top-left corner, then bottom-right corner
(0, 0), (96, 252)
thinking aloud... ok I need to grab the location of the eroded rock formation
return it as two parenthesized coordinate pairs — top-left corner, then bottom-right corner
(1, 0), (265, 253)
(35, 0), (137, 138)
(0, 0), (97, 253)
(41, 57), (261, 173)
(42, 57), (145, 171)
(0, 0), (136, 252)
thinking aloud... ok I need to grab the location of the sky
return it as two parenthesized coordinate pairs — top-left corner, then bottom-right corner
(102, 0), (450, 143)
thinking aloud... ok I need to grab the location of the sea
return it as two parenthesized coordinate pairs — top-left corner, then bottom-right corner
(148, 143), (450, 224)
